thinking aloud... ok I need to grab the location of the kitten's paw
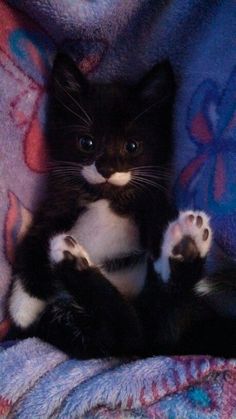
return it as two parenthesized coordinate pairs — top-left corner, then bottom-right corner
(154, 211), (212, 282)
(49, 234), (92, 270)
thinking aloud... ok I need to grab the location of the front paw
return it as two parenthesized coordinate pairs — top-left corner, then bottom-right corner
(49, 234), (92, 270)
(154, 211), (212, 282)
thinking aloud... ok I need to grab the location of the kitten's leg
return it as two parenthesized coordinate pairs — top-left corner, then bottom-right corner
(33, 234), (143, 358)
(9, 197), (84, 331)
(138, 211), (212, 354)
(9, 279), (46, 330)
(9, 232), (52, 330)
(140, 212), (236, 357)
(154, 211), (212, 284)
(49, 233), (92, 269)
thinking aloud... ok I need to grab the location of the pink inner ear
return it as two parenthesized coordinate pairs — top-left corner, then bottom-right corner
(79, 52), (103, 74)
(190, 112), (213, 143)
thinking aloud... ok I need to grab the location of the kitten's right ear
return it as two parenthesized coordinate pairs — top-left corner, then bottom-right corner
(136, 61), (175, 105)
(51, 53), (87, 97)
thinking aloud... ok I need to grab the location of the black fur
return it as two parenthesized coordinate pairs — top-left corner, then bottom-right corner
(8, 54), (236, 359)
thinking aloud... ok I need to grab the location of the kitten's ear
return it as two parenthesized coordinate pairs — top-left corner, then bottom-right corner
(137, 61), (175, 104)
(51, 53), (88, 97)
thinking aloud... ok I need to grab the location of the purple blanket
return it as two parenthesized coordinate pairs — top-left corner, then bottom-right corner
(1, 339), (236, 417)
(1, 0), (236, 416)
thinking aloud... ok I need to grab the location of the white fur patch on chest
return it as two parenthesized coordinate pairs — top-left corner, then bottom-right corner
(69, 199), (141, 265)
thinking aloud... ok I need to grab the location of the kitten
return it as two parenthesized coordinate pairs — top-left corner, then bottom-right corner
(8, 53), (175, 358)
(8, 54), (236, 358)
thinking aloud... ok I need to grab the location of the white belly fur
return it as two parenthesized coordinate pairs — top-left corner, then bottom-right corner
(69, 199), (146, 296)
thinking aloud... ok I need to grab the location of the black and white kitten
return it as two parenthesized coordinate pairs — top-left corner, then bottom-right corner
(8, 54), (236, 358)
(9, 53), (175, 357)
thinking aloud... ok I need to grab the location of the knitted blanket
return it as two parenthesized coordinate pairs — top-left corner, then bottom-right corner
(1, 0), (236, 416)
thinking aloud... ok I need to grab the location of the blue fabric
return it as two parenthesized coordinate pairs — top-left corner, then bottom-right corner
(1, 338), (236, 417)
(8, 0), (236, 269)
(1, 0), (236, 417)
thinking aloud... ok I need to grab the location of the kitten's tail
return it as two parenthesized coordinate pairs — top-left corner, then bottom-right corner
(195, 268), (236, 317)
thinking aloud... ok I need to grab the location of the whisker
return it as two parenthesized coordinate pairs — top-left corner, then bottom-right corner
(130, 180), (157, 202)
(132, 178), (160, 189)
(131, 171), (171, 179)
(50, 166), (82, 172)
(131, 167), (171, 172)
(129, 91), (173, 126)
(50, 172), (80, 178)
(132, 172), (170, 181)
(55, 79), (92, 124)
(141, 180), (168, 192)
(50, 172), (79, 179)
(129, 101), (159, 126)
(50, 176), (82, 188)
(50, 168), (82, 175)
(51, 124), (90, 133)
(131, 165), (171, 174)
(131, 176), (168, 193)
(131, 171), (171, 182)
(48, 160), (83, 168)
(132, 168), (170, 175)
(48, 169), (81, 175)
(131, 165), (170, 169)
(54, 93), (89, 126)
(130, 180), (149, 196)
(132, 171), (170, 177)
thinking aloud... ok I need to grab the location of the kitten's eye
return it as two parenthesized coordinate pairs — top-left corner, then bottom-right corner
(78, 136), (95, 153)
(124, 140), (141, 155)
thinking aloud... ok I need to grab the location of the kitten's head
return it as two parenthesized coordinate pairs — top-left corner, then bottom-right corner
(47, 54), (175, 196)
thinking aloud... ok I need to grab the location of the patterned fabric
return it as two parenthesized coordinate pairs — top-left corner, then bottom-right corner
(0, 338), (236, 418)
(1, 0), (236, 323)
(1, 0), (236, 416)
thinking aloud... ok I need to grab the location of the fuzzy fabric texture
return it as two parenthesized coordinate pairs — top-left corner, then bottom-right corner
(1, 338), (236, 418)
(1, 0), (236, 416)
(1, 0), (236, 323)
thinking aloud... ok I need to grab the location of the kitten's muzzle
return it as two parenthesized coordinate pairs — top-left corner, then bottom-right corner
(81, 163), (131, 186)
(96, 165), (115, 179)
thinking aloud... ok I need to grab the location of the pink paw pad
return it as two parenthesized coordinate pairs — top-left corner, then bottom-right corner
(154, 210), (212, 282)
(49, 234), (92, 270)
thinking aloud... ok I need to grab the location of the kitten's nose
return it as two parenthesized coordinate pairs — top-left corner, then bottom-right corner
(96, 164), (115, 179)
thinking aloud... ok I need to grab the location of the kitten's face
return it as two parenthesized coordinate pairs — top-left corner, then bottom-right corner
(48, 54), (174, 196)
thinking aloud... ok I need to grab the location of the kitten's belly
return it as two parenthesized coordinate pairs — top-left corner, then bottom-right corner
(69, 199), (146, 296)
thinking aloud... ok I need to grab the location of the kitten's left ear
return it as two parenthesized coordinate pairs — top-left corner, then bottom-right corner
(137, 61), (175, 104)
(51, 53), (88, 97)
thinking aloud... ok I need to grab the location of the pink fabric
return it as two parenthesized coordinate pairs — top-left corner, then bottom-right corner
(0, 1), (54, 331)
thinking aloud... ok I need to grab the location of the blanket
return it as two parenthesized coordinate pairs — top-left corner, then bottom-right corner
(1, 338), (236, 418)
(1, 0), (236, 416)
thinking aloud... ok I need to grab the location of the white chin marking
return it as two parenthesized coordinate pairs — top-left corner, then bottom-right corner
(108, 171), (131, 186)
(81, 163), (106, 185)
(9, 278), (46, 329)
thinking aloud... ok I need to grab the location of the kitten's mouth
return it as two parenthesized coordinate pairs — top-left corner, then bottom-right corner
(82, 164), (131, 187)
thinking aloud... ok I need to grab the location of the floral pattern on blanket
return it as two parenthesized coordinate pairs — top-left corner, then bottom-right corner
(175, 68), (236, 257)
(1, 0), (236, 417)
(1, 339), (236, 418)
(0, 0), (108, 332)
